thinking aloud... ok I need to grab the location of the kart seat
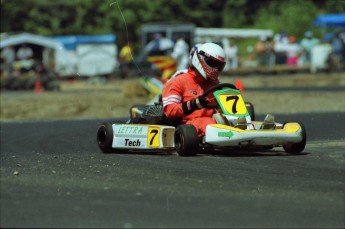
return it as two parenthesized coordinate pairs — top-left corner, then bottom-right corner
(129, 103), (181, 126)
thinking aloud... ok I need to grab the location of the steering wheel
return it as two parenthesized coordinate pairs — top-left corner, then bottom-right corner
(201, 83), (238, 108)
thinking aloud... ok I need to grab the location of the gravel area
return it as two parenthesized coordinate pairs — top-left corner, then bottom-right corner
(1, 73), (344, 122)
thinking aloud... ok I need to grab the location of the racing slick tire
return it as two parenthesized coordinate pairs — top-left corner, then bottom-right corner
(245, 102), (255, 121)
(283, 121), (307, 154)
(97, 122), (127, 154)
(175, 124), (199, 156)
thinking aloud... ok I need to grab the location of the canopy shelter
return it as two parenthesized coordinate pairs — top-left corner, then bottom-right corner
(52, 34), (116, 50)
(0, 32), (66, 50)
(313, 14), (345, 28)
(0, 33), (73, 75)
(51, 34), (118, 77)
(0, 32), (71, 69)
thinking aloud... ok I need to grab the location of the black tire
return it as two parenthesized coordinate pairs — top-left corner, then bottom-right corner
(283, 121), (307, 154)
(245, 102), (255, 121)
(175, 124), (199, 156)
(97, 122), (114, 153)
(97, 122), (127, 154)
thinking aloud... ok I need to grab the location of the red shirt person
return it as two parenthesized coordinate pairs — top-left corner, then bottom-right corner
(162, 43), (226, 137)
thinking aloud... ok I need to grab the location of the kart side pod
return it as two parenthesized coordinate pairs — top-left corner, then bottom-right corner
(205, 123), (304, 147)
(112, 124), (175, 149)
(97, 122), (175, 153)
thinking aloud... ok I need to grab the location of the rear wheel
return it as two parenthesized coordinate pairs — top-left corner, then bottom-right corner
(283, 121), (307, 154)
(175, 125), (199, 156)
(97, 122), (127, 153)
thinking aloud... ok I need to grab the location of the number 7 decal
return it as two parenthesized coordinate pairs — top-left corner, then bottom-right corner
(148, 128), (160, 147)
(226, 95), (239, 114)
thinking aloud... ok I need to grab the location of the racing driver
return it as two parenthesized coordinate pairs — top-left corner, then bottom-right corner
(162, 42), (227, 137)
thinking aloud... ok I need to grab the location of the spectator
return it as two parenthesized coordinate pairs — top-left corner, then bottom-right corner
(16, 44), (34, 72)
(329, 32), (345, 71)
(225, 40), (238, 69)
(265, 37), (275, 67)
(17, 44), (33, 60)
(1, 46), (15, 76)
(286, 36), (301, 66)
(171, 35), (189, 71)
(273, 33), (289, 64)
(118, 42), (133, 78)
(255, 35), (274, 68)
(144, 33), (174, 56)
(331, 32), (344, 61)
(169, 43), (202, 80)
(300, 31), (319, 65)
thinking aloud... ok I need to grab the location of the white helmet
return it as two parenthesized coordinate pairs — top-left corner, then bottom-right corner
(191, 42), (226, 81)
(188, 43), (202, 66)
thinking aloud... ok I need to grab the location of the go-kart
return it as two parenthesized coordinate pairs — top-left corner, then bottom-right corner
(97, 83), (306, 156)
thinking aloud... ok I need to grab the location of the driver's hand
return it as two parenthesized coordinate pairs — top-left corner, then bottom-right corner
(182, 96), (208, 115)
(197, 96), (209, 108)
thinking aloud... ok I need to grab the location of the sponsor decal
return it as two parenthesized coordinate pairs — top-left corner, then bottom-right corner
(218, 131), (234, 138)
(117, 126), (143, 135)
(125, 139), (141, 146)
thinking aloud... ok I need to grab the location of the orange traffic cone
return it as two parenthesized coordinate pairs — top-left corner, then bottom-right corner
(34, 79), (44, 94)
(235, 79), (244, 92)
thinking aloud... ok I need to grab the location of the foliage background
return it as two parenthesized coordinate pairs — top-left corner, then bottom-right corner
(1, 0), (344, 51)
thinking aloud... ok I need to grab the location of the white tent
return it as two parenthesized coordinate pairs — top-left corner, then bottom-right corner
(1, 32), (65, 50)
(0, 32), (74, 75)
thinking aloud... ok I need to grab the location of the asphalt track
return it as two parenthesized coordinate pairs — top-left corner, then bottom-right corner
(1, 113), (344, 228)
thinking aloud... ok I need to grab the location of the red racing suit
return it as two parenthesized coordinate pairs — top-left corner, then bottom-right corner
(162, 68), (218, 137)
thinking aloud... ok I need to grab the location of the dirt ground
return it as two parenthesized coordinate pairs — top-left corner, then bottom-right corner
(1, 73), (344, 122)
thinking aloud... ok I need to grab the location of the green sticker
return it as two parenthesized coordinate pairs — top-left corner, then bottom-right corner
(218, 131), (234, 138)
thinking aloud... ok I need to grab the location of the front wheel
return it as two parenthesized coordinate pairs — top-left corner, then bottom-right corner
(175, 124), (199, 156)
(283, 121), (307, 154)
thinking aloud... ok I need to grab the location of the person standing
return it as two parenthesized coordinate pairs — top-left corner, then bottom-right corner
(286, 36), (301, 66)
(255, 35), (274, 68)
(1, 46), (15, 76)
(225, 40), (238, 69)
(329, 32), (345, 71)
(16, 44), (33, 61)
(118, 42), (133, 78)
(300, 31), (319, 65)
(171, 35), (189, 71)
(16, 44), (34, 72)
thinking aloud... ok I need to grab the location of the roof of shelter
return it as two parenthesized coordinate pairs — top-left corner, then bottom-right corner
(313, 14), (345, 28)
(0, 32), (65, 50)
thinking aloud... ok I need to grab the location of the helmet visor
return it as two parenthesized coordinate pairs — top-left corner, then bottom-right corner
(199, 51), (225, 72)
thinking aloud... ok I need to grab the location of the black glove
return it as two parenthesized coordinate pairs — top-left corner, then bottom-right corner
(182, 96), (209, 115)
(198, 96), (209, 107)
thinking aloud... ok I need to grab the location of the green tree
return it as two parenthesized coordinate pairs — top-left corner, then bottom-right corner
(1, 0), (344, 47)
(254, 0), (319, 39)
